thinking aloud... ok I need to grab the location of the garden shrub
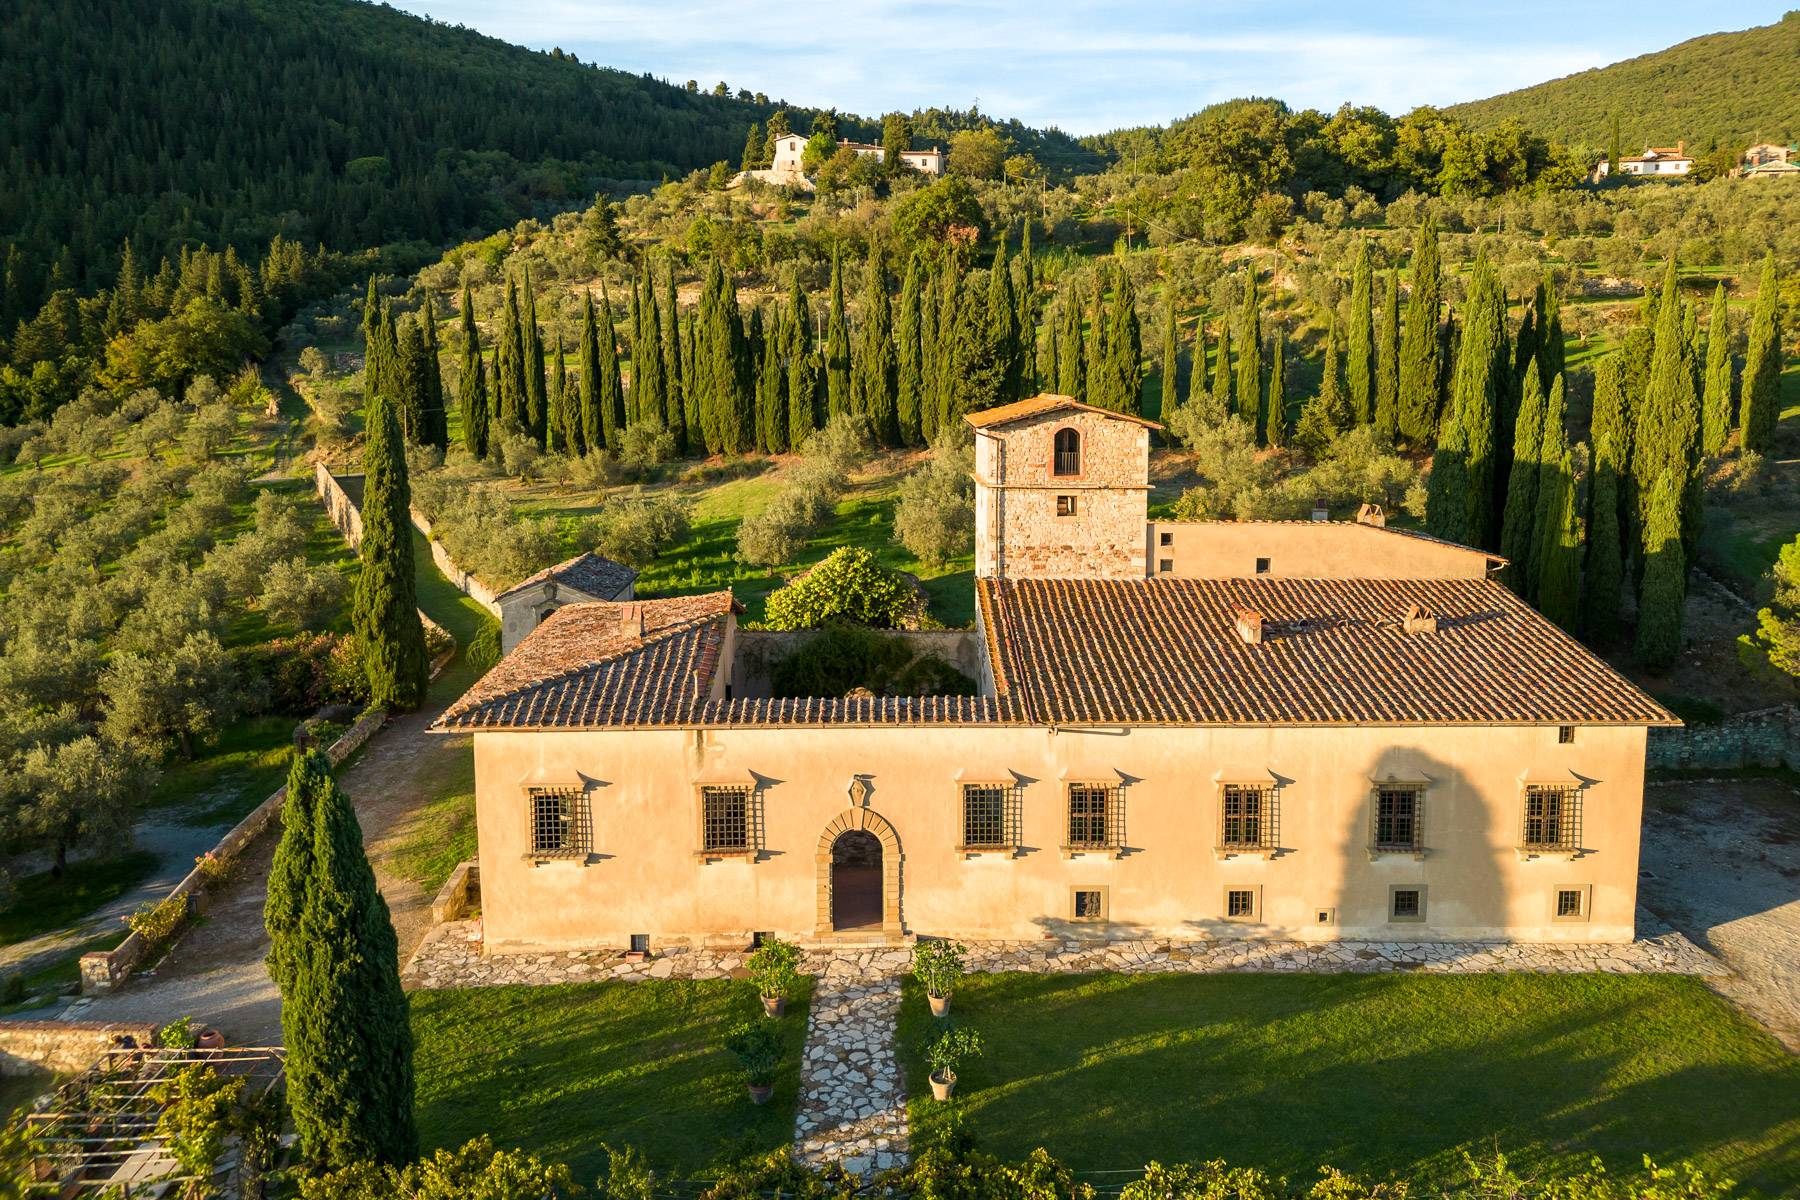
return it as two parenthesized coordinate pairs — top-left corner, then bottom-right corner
(466, 618), (503, 676)
(126, 890), (189, 947)
(580, 493), (691, 568)
(763, 548), (922, 630)
(237, 633), (346, 713)
(768, 625), (976, 698)
(893, 437), (975, 568)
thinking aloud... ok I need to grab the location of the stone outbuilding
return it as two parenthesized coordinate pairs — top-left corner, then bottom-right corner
(494, 551), (637, 653)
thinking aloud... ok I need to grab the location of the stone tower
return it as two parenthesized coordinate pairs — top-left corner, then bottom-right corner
(965, 394), (1158, 580)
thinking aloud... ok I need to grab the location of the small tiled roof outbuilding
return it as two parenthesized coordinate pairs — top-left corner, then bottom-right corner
(494, 551), (637, 603)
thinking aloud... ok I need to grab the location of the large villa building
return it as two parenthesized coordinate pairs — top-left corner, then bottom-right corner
(435, 395), (1676, 955)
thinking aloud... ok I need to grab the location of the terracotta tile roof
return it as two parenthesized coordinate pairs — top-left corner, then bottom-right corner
(433, 592), (740, 730)
(978, 576), (1677, 727)
(691, 695), (1024, 727)
(1170, 519), (1506, 563)
(494, 551), (637, 602)
(964, 393), (1163, 431)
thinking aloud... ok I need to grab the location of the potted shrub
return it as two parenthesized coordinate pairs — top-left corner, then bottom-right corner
(919, 1023), (983, 1102)
(725, 1020), (783, 1105)
(912, 939), (966, 1018)
(746, 937), (803, 1018)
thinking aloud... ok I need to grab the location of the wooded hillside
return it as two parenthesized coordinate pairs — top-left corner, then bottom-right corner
(1448, 12), (1800, 153)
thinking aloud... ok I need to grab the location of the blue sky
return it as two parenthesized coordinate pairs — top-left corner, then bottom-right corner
(389, 2), (1787, 135)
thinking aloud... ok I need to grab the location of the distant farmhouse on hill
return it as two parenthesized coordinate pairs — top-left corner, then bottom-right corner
(1739, 142), (1799, 179)
(738, 131), (946, 190)
(1595, 141), (1694, 179)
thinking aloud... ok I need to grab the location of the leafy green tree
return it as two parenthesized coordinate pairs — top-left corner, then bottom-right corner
(1346, 240), (1375, 424)
(1740, 251), (1782, 452)
(764, 547), (919, 629)
(1497, 365), (1548, 592)
(881, 113), (912, 175)
(1397, 219), (1442, 444)
(740, 121), (764, 171)
(1375, 268), (1401, 437)
(825, 252), (851, 421)
(351, 391), (428, 710)
(270, 748), (417, 1171)
(1235, 269), (1262, 438)
(14, 733), (151, 875)
(1701, 282), (1733, 456)
(456, 286), (488, 458)
(1737, 532), (1800, 683)
(577, 193), (622, 266)
(1582, 355), (1630, 637)
(1634, 467), (1687, 669)
(894, 434), (975, 567)
(99, 632), (237, 760)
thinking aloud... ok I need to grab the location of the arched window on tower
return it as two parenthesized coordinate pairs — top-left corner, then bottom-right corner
(1053, 427), (1081, 477)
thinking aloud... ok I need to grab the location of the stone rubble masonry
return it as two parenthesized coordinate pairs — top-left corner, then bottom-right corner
(0, 1020), (159, 1076)
(1648, 705), (1800, 772)
(794, 972), (908, 1176)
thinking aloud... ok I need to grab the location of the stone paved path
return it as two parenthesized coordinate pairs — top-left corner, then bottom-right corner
(793, 970), (909, 1176)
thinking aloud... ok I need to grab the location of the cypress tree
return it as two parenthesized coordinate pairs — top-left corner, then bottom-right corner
(265, 749), (325, 997)
(419, 296), (447, 449)
(825, 251), (851, 420)
(757, 311), (788, 454)
(1236, 269), (1263, 439)
(1701, 282), (1733, 455)
(1607, 115), (1622, 178)
(897, 252), (925, 445)
(393, 315), (426, 443)
(596, 283), (627, 445)
(578, 292), (605, 452)
(1210, 320), (1234, 418)
(1537, 274), (1565, 391)
(456, 286), (488, 459)
(1427, 251), (1504, 548)
(636, 262), (667, 429)
(934, 260), (963, 433)
(786, 273), (817, 448)
(1498, 364), (1548, 593)
(1347, 240), (1375, 424)
(549, 332), (574, 454)
(987, 235), (1022, 406)
(522, 268), (547, 444)
(681, 309), (702, 454)
(1740, 251), (1782, 452)
(1158, 297), (1179, 423)
(276, 748), (417, 1170)
(495, 277), (526, 435)
(351, 389), (428, 710)
(662, 261), (686, 454)
(1533, 427), (1582, 633)
(1265, 326), (1288, 449)
(1055, 294), (1085, 398)
(1635, 261), (1702, 559)
(920, 260), (944, 439)
(856, 245), (899, 441)
(1397, 219), (1442, 445)
(1375, 268), (1401, 438)
(1186, 325), (1218, 424)
(1106, 267), (1143, 414)
(1634, 467), (1687, 669)
(360, 277), (383, 405)
(1582, 354), (1630, 637)
(1015, 225), (1039, 393)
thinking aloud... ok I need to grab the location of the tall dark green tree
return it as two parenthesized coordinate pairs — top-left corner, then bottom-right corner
(1235, 269), (1263, 439)
(1054, 294), (1085, 398)
(1185, 325), (1215, 422)
(360, 277), (384, 405)
(1497, 364), (1548, 593)
(756, 309), (788, 454)
(270, 748), (416, 1170)
(392, 314), (427, 443)
(1210, 320), (1234, 418)
(1346, 240), (1375, 424)
(1531, 380), (1580, 630)
(897, 252), (925, 445)
(1015, 222), (1039, 392)
(1740, 251), (1782, 453)
(418, 296), (447, 448)
(1701, 282), (1733, 456)
(1582, 354), (1630, 637)
(987, 234), (1023, 407)
(521, 267), (547, 444)
(596, 283), (627, 445)
(1375, 268), (1401, 438)
(786, 273), (819, 451)
(1634, 467), (1687, 669)
(855, 245), (899, 442)
(1158, 297), (1179, 423)
(634, 262), (667, 430)
(578, 291), (605, 452)
(1396, 219), (1442, 445)
(1427, 251), (1505, 548)
(549, 332), (575, 454)
(1103, 265), (1143, 415)
(698, 259), (751, 453)
(824, 251), (851, 420)
(494, 277), (526, 436)
(351, 390), (428, 710)
(1634, 261), (1702, 561)
(456, 285), (488, 459)
(1265, 326), (1287, 449)
(662, 260), (686, 453)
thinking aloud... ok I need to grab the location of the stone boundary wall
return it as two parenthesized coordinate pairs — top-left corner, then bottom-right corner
(1648, 705), (1799, 772)
(429, 860), (480, 925)
(730, 630), (982, 698)
(0, 1020), (160, 1076)
(79, 708), (388, 995)
(314, 462), (501, 618)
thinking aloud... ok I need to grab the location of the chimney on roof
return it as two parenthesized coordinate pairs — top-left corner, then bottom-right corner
(1310, 497), (1330, 522)
(1677, 140), (1686, 156)
(692, 667), (708, 697)
(619, 602), (645, 637)
(1235, 608), (1264, 645)
(1356, 502), (1386, 527)
(1401, 603), (1438, 635)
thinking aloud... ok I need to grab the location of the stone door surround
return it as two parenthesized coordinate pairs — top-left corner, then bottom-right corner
(815, 808), (903, 937)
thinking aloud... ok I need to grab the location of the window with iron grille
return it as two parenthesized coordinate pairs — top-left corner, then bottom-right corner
(1071, 888), (1105, 920)
(1522, 785), (1580, 851)
(1390, 888), (1423, 920)
(528, 787), (588, 856)
(1557, 725), (1576, 745)
(1373, 786), (1423, 852)
(1065, 783), (1122, 851)
(1219, 784), (1275, 851)
(1556, 888), (1585, 919)
(1053, 427), (1081, 476)
(1226, 888), (1256, 919)
(961, 783), (1018, 850)
(701, 785), (753, 853)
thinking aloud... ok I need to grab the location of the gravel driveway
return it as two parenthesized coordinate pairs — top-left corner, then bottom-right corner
(1639, 776), (1800, 1053)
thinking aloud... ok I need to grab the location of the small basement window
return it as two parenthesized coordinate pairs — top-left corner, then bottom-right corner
(1389, 886), (1426, 923)
(1224, 887), (1261, 922)
(1557, 726), (1576, 744)
(629, 933), (650, 954)
(1255, 556), (1271, 575)
(1071, 887), (1108, 921)
(1554, 886), (1591, 922)
(1056, 494), (1078, 517)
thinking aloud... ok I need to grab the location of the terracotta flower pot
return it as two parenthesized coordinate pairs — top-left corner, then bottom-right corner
(929, 1069), (957, 1101)
(927, 993), (951, 1018)
(761, 994), (786, 1018)
(747, 1082), (774, 1105)
(195, 1027), (225, 1050)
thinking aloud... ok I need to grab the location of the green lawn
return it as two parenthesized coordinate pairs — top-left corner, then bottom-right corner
(411, 978), (813, 1179)
(898, 973), (1800, 1196)
(392, 757), (475, 894)
(411, 526), (501, 703)
(147, 716), (301, 826)
(0, 852), (159, 947)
